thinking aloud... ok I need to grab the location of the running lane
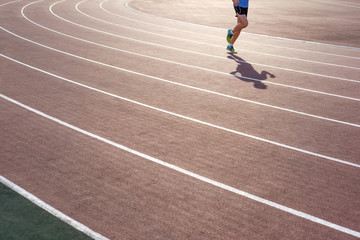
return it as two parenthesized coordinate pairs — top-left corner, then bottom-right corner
(1, 0), (359, 239)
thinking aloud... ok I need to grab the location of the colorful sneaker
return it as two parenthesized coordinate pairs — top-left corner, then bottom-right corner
(227, 44), (237, 54)
(227, 29), (233, 43)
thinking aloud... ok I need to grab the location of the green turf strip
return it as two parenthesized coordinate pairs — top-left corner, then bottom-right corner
(0, 183), (93, 240)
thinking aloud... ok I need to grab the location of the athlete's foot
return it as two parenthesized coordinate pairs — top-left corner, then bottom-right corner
(227, 29), (233, 43)
(227, 44), (237, 54)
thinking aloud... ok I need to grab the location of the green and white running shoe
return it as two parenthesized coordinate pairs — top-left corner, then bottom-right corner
(227, 29), (233, 43)
(227, 44), (237, 54)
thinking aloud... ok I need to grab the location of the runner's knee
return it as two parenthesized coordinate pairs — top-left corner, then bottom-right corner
(243, 21), (248, 28)
(241, 17), (249, 28)
(237, 15), (248, 29)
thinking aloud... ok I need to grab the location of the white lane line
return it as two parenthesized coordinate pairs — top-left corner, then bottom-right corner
(2, 53), (360, 129)
(312, 0), (360, 8)
(1, 1), (104, 236)
(16, 1), (360, 102)
(338, 1), (360, 6)
(1, 94), (360, 238)
(1, 54), (359, 168)
(0, 175), (109, 240)
(71, 0), (360, 83)
(100, 0), (360, 60)
(58, 0), (360, 83)
(3, 9), (360, 125)
(0, 0), (21, 7)
(124, 0), (360, 51)
(76, 0), (360, 71)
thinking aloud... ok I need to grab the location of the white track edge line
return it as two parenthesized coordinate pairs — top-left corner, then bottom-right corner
(124, 0), (360, 51)
(1, 54), (359, 168)
(1, 94), (359, 238)
(0, 175), (109, 240)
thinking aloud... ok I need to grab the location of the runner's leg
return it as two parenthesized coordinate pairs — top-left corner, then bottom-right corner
(231, 14), (248, 45)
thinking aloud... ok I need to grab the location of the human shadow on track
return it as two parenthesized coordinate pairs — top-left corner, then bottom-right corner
(227, 53), (275, 89)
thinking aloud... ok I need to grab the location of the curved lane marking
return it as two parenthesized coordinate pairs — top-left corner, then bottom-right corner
(16, 1), (360, 103)
(1, 54), (359, 168)
(75, 0), (360, 71)
(100, 0), (360, 60)
(1, 94), (360, 238)
(124, 0), (360, 51)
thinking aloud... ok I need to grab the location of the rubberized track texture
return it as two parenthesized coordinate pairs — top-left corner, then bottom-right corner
(1, 0), (359, 239)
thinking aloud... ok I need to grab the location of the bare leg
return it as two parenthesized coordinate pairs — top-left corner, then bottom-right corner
(231, 14), (248, 45)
